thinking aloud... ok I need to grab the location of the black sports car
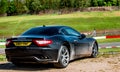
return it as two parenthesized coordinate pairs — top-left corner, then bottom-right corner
(5, 26), (98, 68)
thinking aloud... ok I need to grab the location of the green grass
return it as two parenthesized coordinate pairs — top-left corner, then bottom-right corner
(99, 48), (120, 53)
(98, 48), (120, 57)
(97, 38), (120, 43)
(0, 11), (120, 37)
(0, 55), (6, 61)
(0, 39), (5, 42)
(0, 45), (5, 48)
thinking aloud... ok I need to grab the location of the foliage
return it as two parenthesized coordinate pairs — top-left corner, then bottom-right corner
(0, 0), (7, 15)
(91, 0), (98, 6)
(0, 55), (6, 61)
(97, 0), (104, 6)
(73, 0), (91, 8)
(99, 48), (120, 53)
(7, 1), (16, 16)
(0, 0), (118, 15)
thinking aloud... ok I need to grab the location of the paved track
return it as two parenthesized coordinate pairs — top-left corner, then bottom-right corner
(0, 49), (4, 54)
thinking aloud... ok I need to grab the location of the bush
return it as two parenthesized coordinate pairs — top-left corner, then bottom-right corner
(7, 0), (29, 15)
(14, 0), (29, 15)
(7, 1), (16, 16)
(0, 0), (7, 16)
(1, 0), (120, 16)
(97, 0), (104, 6)
(91, 0), (98, 7)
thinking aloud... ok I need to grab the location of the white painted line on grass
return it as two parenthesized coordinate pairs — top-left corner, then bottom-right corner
(116, 46), (120, 48)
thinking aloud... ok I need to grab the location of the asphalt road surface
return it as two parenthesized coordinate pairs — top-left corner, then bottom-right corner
(99, 42), (120, 48)
(0, 49), (4, 54)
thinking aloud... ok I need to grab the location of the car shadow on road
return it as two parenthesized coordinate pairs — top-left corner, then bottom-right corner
(0, 62), (55, 71)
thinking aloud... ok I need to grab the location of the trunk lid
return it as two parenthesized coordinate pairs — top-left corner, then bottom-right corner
(6, 35), (47, 47)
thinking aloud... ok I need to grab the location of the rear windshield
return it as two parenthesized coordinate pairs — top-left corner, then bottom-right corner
(21, 27), (59, 36)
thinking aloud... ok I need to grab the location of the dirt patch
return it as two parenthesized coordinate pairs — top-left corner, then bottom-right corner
(115, 11), (120, 16)
(0, 54), (120, 72)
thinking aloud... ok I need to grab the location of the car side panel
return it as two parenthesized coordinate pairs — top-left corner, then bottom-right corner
(74, 38), (90, 56)
(47, 35), (76, 61)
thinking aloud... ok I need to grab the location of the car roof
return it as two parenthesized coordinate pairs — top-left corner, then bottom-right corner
(35, 25), (69, 29)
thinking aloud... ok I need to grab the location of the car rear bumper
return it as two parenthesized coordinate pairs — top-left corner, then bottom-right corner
(5, 47), (59, 63)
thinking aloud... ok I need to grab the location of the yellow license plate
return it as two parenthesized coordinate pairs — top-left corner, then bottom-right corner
(14, 42), (32, 46)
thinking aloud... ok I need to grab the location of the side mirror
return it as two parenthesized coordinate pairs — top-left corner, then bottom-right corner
(81, 34), (86, 39)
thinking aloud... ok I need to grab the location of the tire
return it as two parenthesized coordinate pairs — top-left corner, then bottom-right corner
(91, 43), (98, 58)
(54, 46), (70, 68)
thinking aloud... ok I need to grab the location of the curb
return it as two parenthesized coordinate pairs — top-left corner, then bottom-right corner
(106, 35), (120, 39)
(94, 35), (120, 39)
(0, 42), (5, 45)
(99, 46), (120, 49)
(93, 36), (106, 39)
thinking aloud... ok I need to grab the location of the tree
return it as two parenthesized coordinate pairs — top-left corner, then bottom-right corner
(59, 0), (72, 8)
(14, 0), (28, 15)
(117, 0), (120, 7)
(111, 0), (117, 6)
(97, 0), (104, 6)
(73, 0), (90, 8)
(0, 0), (7, 16)
(7, 0), (17, 16)
(91, 0), (98, 7)
(51, 0), (60, 10)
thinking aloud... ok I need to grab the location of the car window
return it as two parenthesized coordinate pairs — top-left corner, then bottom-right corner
(63, 28), (80, 36)
(21, 27), (59, 36)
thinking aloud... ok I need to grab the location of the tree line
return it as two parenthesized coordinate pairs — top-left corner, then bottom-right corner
(0, 0), (120, 16)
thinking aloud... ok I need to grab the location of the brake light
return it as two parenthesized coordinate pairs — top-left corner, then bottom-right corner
(6, 40), (12, 47)
(33, 39), (52, 46)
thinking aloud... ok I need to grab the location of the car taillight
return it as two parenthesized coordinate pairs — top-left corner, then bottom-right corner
(33, 39), (52, 46)
(6, 40), (12, 47)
